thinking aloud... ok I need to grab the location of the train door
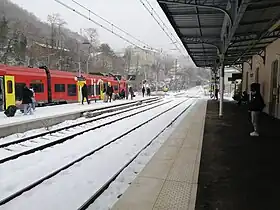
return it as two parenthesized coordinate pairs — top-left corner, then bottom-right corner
(0, 76), (4, 111)
(2, 75), (15, 110)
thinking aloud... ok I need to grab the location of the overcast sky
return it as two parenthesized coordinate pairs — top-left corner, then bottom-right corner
(10, 0), (188, 56)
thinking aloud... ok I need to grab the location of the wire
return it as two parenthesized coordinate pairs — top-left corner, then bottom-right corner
(139, 0), (188, 58)
(71, 0), (157, 52)
(53, 0), (160, 53)
(142, 0), (187, 52)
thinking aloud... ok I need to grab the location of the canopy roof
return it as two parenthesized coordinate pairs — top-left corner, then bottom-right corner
(157, 0), (280, 67)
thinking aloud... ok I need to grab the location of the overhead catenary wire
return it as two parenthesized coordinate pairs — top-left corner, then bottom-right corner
(53, 0), (160, 53)
(142, 0), (187, 52)
(138, 0), (188, 58)
(71, 0), (158, 52)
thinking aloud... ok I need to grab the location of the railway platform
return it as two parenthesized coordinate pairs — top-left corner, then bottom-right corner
(195, 100), (280, 210)
(112, 99), (207, 210)
(112, 99), (280, 210)
(0, 97), (158, 138)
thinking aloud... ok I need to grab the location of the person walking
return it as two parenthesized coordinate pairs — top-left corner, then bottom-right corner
(22, 85), (33, 115)
(29, 86), (36, 111)
(106, 83), (113, 102)
(81, 83), (90, 105)
(248, 83), (265, 137)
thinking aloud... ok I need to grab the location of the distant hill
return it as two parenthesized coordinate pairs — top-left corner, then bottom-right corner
(0, 0), (83, 45)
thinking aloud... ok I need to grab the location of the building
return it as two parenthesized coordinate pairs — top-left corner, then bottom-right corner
(242, 38), (280, 118)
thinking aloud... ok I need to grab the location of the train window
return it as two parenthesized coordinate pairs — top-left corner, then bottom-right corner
(96, 85), (100, 95)
(113, 85), (118, 91)
(15, 83), (26, 100)
(103, 83), (108, 92)
(67, 84), (77, 96)
(30, 83), (44, 93)
(88, 85), (94, 96)
(7, 80), (13, 93)
(55, 84), (65, 92)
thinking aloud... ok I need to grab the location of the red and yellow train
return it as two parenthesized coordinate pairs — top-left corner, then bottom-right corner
(0, 64), (127, 111)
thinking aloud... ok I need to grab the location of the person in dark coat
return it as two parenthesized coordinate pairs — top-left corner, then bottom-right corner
(147, 87), (151, 96)
(81, 83), (90, 105)
(22, 85), (33, 115)
(106, 83), (113, 102)
(142, 86), (145, 97)
(119, 89), (125, 99)
(248, 83), (265, 137)
(215, 87), (219, 100)
(129, 86), (134, 100)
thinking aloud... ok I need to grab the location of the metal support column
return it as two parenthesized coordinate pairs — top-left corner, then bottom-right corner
(219, 61), (225, 117)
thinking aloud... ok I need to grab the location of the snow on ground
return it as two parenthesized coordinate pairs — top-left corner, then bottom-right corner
(0, 99), (186, 203)
(0, 96), (156, 127)
(0, 99), (169, 160)
(89, 100), (198, 210)
(1, 98), (197, 210)
(0, 86), (202, 145)
(0, 98), (163, 146)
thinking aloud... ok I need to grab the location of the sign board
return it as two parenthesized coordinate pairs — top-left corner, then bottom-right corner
(127, 75), (136, 81)
(75, 76), (86, 81)
(232, 73), (242, 80)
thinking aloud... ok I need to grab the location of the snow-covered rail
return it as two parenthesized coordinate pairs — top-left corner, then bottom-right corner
(78, 99), (196, 210)
(0, 98), (196, 210)
(0, 98), (167, 164)
(0, 97), (161, 148)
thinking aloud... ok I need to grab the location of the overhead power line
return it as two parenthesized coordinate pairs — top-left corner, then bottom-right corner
(53, 0), (160, 53)
(142, 0), (186, 51)
(71, 0), (157, 52)
(138, 0), (188, 58)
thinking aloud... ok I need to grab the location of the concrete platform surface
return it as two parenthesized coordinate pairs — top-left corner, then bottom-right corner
(195, 100), (280, 210)
(112, 99), (207, 210)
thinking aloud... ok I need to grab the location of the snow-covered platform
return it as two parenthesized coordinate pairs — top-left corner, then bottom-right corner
(111, 99), (207, 210)
(0, 97), (157, 138)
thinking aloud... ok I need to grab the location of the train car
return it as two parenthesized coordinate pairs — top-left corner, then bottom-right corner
(0, 64), (128, 110)
(0, 65), (48, 110)
(49, 69), (78, 104)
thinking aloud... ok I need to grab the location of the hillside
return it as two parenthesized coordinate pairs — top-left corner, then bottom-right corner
(0, 0), (83, 44)
(0, 0), (96, 70)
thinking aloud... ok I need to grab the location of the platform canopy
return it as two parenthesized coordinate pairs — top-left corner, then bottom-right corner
(157, 0), (280, 68)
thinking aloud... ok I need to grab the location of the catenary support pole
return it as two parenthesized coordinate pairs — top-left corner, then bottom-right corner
(219, 62), (225, 117)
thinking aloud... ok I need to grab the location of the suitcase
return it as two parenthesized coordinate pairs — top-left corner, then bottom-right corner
(103, 94), (108, 102)
(4, 105), (17, 117)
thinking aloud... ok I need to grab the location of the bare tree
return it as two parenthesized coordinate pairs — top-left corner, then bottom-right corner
(83, 28), (98, 48)
(47, 13), (66, 49)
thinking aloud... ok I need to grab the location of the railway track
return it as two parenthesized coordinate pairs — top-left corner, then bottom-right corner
(0, 98), (194, 208)
(0, 97), (160, 148)
(80, 99), (196, 210)
(0, 98), (168, 164)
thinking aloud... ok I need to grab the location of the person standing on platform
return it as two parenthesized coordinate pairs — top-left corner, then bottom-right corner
(248, 83), (265, 137)
(81, 83), (90, 105)
(129, 86), (134, 100)
(106, 83), (113, 102)
(22, 85), (33, 115)
(142, 86), (145, 97)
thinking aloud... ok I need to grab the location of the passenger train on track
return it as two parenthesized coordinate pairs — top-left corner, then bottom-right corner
(0, 64), (128, 111)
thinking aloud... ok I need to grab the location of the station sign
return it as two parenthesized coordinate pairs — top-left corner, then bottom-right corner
(127, 75), (136, 81)
(74, 76), (86, 81)
(232, 73), (242, 80)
